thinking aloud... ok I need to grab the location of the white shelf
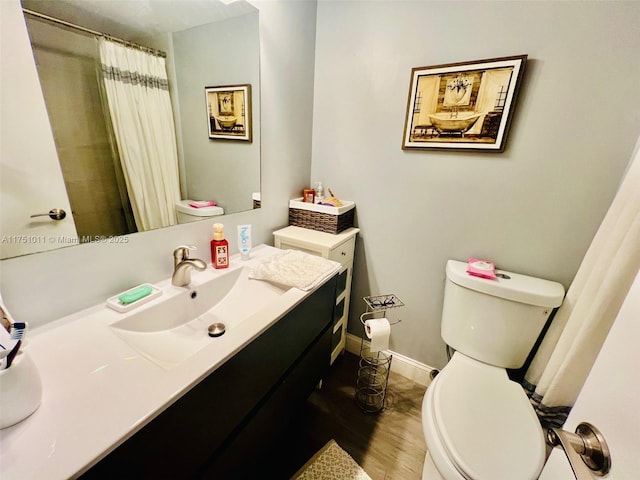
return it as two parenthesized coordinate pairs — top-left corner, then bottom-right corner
(274, 226), (359, 364)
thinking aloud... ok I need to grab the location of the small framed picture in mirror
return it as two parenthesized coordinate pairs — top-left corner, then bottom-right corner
(205, 84), (252, 142)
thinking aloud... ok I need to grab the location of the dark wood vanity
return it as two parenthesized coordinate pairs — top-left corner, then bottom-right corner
(81, 275), (337, 479)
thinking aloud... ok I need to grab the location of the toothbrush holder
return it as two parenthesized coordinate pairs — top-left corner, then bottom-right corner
(0, 352), (42, 429)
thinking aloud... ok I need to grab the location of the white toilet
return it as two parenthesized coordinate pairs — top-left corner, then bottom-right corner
(175, 200), (224, 224)
(422, 259), (565, 480)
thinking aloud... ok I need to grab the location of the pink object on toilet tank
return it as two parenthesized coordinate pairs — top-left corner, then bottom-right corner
(466, 258), (497, 279)
(188, 200), (217, 208)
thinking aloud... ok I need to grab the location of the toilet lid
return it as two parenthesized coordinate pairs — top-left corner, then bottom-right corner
(432, 353), (545, 480)
(175, 200), (224, 217)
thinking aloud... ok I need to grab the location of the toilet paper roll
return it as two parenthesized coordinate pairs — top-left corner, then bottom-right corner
(364, 317), (391, 353)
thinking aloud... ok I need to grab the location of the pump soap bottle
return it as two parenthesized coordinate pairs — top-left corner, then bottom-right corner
(315, 181), (324, 203)
(211, 223), (229, 269)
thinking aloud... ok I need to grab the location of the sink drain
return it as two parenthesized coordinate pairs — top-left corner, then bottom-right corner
(208, 322), (226, 337)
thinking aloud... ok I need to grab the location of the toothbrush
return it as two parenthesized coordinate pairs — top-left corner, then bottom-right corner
(0, 325), (20, 365)
(5, 340), (21, 369)
(0, 339), (19, 355)
(0, 337), (19, 369)
(0, 344), (11, 360)
(10, 322), (27, 340)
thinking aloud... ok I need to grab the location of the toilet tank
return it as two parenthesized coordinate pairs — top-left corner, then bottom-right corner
(442, 260), (565, 369)
(175, 200), (224, 224)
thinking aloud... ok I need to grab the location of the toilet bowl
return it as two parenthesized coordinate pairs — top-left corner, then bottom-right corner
(422, 353), (546, 479)
(421, 260), (565, 480)
(175, 200), (224, 224)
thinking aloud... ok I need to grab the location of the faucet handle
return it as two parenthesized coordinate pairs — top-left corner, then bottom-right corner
(173, 245), (197, 265)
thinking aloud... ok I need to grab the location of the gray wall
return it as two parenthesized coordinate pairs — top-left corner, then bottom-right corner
(4, 0), (640, 373)
(0, 0), (318, 328)
(311, 1), (640, 368)
(173, 12), (261, 213)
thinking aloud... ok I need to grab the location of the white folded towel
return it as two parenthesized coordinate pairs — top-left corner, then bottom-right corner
(249, 250), (341, 291)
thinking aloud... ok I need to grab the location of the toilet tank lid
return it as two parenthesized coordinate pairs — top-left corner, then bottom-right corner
(175, 200), (224, 217)
(446, 259), (565, 308)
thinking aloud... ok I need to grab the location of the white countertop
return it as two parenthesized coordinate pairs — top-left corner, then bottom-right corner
(0, 245), (316, 480)
(273, 226), (360, 250)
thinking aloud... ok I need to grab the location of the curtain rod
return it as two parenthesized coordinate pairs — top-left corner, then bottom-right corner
(22, 8), (167, 58)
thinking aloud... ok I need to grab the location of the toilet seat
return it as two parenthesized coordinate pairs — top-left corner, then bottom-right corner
(424, 352), (545, 480)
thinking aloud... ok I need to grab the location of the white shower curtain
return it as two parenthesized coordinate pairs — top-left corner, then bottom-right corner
(523, 143), (640, 429)
(98, 39), (180, 231)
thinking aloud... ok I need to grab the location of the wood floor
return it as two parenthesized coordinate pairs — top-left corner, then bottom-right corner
(287, 351), (429, 479)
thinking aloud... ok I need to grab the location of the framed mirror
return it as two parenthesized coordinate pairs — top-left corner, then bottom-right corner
(1, 0), (260, 259)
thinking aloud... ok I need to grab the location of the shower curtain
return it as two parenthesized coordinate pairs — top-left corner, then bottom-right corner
(98, 39), (180, 231)
(523, 143), (640, 429)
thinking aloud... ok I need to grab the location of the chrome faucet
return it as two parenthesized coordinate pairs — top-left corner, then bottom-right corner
(172, 245), (207, 287)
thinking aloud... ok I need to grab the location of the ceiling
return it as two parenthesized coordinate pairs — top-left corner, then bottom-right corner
(20, 0), (256, 38)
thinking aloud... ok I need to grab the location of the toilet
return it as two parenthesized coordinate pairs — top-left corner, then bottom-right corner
(422, 259), (565, 480)
(175, 200), (224, 224)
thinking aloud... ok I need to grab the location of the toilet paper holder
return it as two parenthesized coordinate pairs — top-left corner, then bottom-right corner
(361, 294), (404, 319)
(355, 294), (404, 413)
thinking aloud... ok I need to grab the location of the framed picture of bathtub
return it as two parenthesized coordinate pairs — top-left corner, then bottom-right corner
(205, 84), (252, 142)
(402, 55), (527, 152)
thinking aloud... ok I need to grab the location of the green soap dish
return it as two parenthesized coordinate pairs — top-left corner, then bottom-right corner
(106, 283), (162, 313)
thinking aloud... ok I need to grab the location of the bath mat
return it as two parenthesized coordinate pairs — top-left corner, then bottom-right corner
(291, 439), (372, 480)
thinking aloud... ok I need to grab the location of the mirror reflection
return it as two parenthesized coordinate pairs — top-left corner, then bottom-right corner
(4, 0), (260, 258)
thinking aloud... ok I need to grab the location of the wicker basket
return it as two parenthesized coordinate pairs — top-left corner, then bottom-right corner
(288, 198), (355, 234)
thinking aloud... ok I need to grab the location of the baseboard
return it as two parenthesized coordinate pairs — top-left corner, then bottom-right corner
(345, 333), (437, 386)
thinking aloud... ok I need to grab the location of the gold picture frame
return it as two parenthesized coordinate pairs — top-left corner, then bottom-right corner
(205, 84), (252, 142)
(402, 55), (527, 152)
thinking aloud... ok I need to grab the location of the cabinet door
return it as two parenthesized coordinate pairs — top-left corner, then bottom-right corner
(201, 326), (333, 478)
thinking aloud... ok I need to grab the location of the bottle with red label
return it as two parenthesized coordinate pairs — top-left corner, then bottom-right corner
(211, 223), (229, 269)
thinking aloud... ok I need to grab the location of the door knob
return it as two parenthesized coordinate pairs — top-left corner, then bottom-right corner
(547, 422), (612, 479)
(30, 209), (66, 221)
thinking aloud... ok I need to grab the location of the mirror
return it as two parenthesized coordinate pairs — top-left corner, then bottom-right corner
(3, 0), (260, 259)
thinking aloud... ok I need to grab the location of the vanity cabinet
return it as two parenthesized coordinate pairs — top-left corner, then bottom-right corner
(81, 275), (337, 480)
(273, 226), (359, 364)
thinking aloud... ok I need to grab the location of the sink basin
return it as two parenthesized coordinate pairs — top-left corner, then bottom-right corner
(110, 266), (289, 368)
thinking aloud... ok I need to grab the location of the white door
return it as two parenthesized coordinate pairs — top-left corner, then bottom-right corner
(538, 268), (640, 479)
(0, 0), (77, 259)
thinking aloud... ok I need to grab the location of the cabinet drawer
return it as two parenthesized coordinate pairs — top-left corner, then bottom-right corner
(336, 267), (348, 298)
(334, 298), (345, 325)
(328, 236), (355, 266)
(331, 325), (343, 351)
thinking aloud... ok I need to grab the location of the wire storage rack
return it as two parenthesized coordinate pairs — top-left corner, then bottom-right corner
(355, 294), (404, 413)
